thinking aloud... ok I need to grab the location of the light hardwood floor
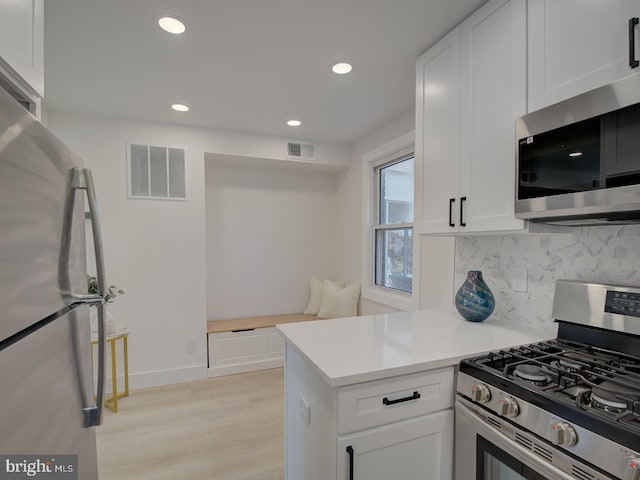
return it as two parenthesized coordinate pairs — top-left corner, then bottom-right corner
(97, 368), (284, 480)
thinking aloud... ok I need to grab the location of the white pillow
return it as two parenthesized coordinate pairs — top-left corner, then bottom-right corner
(318, 280), (360, 319)
(304, 278), (345, 315)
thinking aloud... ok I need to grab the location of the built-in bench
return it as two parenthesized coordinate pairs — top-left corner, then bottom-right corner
(207, 313), (319, 377)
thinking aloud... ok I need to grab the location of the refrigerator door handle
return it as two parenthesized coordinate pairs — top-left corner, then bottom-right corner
(71, 167), (107, 427)
(84, 302), (106, 427)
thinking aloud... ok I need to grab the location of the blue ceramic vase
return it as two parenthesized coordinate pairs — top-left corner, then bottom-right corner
(455, 271), (495, 322)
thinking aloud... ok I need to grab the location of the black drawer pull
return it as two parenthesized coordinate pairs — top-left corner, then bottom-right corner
(346, 445), (354, 480)
(460, 196), (467, 227)
(231, 328), (256, 332)
(630, 17), (639, 68)
(382, 391), (421, 405)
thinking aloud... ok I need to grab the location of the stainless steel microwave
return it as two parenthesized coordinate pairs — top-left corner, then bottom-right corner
(515, 74), (640, 225)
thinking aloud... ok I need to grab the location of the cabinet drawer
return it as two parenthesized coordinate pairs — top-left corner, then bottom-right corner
(337, 367), (454, 434)
(209, 329), (267, 365)
(207, 327), (286, 377)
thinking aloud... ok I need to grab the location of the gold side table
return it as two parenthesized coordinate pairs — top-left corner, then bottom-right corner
(91, 329), (129, 413)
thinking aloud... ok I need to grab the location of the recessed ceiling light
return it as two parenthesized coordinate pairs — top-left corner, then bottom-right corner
(172, 104), (189, 112)
(332, 62), (353, 75)
(287, 120), (302, 127)
(569, 152), (583, 157)
(157, 15), (186, 34)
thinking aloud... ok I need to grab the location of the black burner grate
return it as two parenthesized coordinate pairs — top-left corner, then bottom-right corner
(469, 339), (640, 423)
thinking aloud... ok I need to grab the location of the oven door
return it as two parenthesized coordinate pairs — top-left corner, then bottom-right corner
(455, 397), (614, 480)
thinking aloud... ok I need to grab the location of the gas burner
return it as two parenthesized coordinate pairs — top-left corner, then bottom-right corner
(590, 380), (638, 414)
(591, 392), (628, 414)
(552, 358), (584, 372)
(514, 364), (551, 385)
(560, 358), (583, 369)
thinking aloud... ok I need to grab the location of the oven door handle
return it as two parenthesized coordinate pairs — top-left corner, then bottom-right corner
(456, 399), (586, 480)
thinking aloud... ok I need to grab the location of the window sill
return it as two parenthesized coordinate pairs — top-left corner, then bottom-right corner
(362, 285), (414, 311)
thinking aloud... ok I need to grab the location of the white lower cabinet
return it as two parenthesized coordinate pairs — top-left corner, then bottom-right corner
(284, 344), (455, 480)
(336, 410), (453, 480)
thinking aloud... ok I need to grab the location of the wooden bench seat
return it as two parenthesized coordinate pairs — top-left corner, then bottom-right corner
(207, 313), (319, 334)
(207, 313), (319, 377)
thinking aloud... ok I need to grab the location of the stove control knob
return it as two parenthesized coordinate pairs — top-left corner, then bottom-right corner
(498, 397), (519, 418)
(471, 383), (491, 403)
(624, 458), (640, 480)
(550, 422), (577, 447)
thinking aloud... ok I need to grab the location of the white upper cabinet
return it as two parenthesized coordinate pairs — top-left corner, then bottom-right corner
(458, 0), (526, 233)
(0, 0), (44, 97)
(415, 0), (525, 235)
(528, 0), (640, 112)
(414, 28), (461, 234)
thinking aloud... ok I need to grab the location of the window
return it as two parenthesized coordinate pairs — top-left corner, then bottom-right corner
(373, 156), (414, 293)
(361, 131), (415, 310)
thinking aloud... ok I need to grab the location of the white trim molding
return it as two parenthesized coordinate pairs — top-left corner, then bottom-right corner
(361, 131), (416, 311)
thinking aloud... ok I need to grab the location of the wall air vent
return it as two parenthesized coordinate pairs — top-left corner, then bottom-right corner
(128, 143), (186, 200)
(287, 141), (315, 160)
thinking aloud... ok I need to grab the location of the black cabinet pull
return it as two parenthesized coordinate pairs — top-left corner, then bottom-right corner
(630, 17), (639, 68)
(460, 196), (467, 227)
(346, 445), (354, 480)
(448, 198), (455, 227)
(382, 391), (421, 405)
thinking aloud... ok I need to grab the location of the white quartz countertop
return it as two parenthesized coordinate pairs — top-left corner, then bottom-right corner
(277, 309), (557, 387)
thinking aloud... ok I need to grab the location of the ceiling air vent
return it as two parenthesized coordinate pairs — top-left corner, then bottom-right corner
(287, 141), (315, 160)
(128, 143), (186, 200)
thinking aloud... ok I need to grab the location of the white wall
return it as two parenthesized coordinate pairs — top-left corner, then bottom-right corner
(335, 110), (418, 315)
(333, 108), (456, 315)
(205, 160), (338, 319)
(47, 109), (349, 388)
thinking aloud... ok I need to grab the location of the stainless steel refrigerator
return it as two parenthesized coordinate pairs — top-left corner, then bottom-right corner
(0, 86), (107, 479)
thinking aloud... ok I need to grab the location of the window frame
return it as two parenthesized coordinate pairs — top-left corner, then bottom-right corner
(361, 131), (417, 311)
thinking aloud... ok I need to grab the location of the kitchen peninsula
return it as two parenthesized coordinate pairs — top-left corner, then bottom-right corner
(277, 309), (555, 480)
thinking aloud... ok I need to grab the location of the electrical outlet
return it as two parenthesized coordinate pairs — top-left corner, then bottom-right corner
(513, 268), (528, 293)
(186, 339), (197, 354)
(298, 394), (311, 425)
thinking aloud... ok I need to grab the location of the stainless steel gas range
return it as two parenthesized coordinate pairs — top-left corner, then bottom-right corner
(455, 280), (640, 480)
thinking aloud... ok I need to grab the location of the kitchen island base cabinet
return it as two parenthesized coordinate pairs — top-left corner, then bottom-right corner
(284, 344), (454, 480)
(337, 411), (453, 480)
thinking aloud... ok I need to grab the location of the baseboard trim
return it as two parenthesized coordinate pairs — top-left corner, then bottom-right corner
(208, 358), (284, 377)
(126, 364), (208, 390)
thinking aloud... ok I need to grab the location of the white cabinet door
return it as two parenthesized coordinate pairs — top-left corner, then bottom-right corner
(416, 0), (525, 235)
(529, 0), (640, 112)
(0, 0), (44, 97)
(336, 409), (453, 480)
(458, 0), (525, 232)
(414, 28), (461, 234)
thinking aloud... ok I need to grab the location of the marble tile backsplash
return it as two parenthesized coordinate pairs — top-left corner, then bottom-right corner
(455, 225), (640, 330)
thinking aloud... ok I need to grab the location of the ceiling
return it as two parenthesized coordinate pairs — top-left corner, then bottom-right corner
(44, 0), (486, 144)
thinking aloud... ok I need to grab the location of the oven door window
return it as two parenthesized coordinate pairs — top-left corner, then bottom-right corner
(477, 436), (549, 480)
